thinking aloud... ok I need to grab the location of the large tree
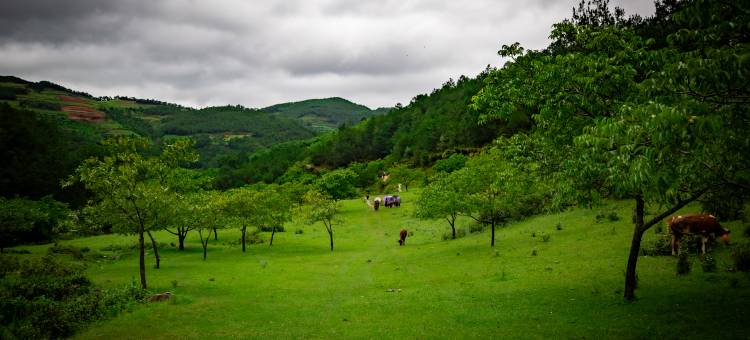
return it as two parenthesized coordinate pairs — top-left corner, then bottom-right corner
(416, 173), (469, 239)
(472, 0), (750, 299)
(68, 137), (197, 289)
(302, 190), (340, 251)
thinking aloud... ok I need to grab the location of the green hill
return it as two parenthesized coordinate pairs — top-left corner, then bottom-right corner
(0, 77), (389, 169)
(262, 97), (390, 133)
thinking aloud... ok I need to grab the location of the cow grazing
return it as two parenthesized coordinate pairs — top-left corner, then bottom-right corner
(399, 229), (408, 246)
(374, 197), (381, 211)
(668, 213), (730, 255)
(149, 291), (172, 302)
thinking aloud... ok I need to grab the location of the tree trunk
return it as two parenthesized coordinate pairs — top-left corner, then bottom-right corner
(138, 226), (147, 289)
(447, 215), (456, 239)
(178, 227), (187, 250)
(241, 225), (247, 253)
(329, 230), (334, 251)
(213, 227), (218, 241)
(270, 226), (276, 246)
(624, 196), (645, 300)
(491, 220), (496, 247)
(147, 231), (160, 269)
(199, 229), (209, 261)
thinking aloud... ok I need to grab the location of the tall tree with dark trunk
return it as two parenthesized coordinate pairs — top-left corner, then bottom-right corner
(67, 137), (197, 289)
(472, 0), (750, 299)
(302, 190), (340, 251)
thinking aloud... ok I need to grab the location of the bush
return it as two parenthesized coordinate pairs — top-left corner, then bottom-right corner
(0, 256), (146, 339)
(259, 225), (285, 232)
(700, 255), (717, 273)
(555, 223), (563, 231)
(48, 244), (84, 260)
(677, 251), (691, 275)
(245, 229), (265, 244)
(641, 233), (673, 256)
(442, 228), (466, 240)
(469, 223), (485, 234)
(732, 243), (750, 272)
(595, 207), (620, 223)
(295, 229), (304, 235)
(541, 233), (551, 242)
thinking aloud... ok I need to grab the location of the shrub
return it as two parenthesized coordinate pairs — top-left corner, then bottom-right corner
(555, 223), (563, 231)
(295, 229), (304, 234)
(442, 228), (466, 240)
(641, 233), (672, 256)
(732, 243), (750, 272)
(531, 248), (537, 256)
(595, 206), (620, 223)
(100, 243), (138, 252)
(245, 229), (265, 244)
(259, 225), (285, 232)
(7, 249), (31, 254)
(700, 255), (717, 273)
(541, 233), (551, 242)
(469, 223), (484, 234)
(48, 244), (84, 260)
(0, 256), (146, 339)
(677, 247), (691, 275)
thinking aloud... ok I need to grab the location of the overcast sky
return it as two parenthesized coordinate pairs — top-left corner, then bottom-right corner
(0, 0), (655, 109)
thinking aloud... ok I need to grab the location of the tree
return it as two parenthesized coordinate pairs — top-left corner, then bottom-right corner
(262, 185), (293, 247)
(387, 164), (420, 191)
(0, 197), (70, 252)
(416, 174), (469, 239)
(472, 0), (750, 299)
(302, 190), (340, 251)
(315, 169), (358, 200)
(456, 151), (540, 247)
(225, 187), (263, 253)
(68, 137), (197, 289)
(191, 191), (227, 261)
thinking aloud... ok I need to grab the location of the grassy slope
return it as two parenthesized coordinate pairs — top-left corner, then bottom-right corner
(16, 191), (750, 339)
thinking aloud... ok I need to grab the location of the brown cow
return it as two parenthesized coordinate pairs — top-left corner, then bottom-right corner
(399, 229), (408, 246)
(668, 213), (730, 255)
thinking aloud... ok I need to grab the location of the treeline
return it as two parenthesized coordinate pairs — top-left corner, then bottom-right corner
(0, 103), (102, 207)
(215, 72), (531, 188)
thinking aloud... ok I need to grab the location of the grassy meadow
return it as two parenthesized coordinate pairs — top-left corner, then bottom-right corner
(16, 190), (750, 339)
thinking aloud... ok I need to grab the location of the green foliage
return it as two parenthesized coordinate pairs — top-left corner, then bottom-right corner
(215, 140), (312, 189)
(308, 74), (515, 168)
(0, 196), (71, 251)
(471, 0), (750, 298)
(315, 169), (358, 200)
(69, 136), (198, 287)
(0, 103), (102, 205)
(301, 190), (341, 251)
(262, 97), (385, 133)
(433, 154), (467, 173)
(701, 255), (716, 273)
(0, 255), (145, 339)
(733, 243), (750, 272)
(677, 251), (691, 275)
(416, 173), (470, 239)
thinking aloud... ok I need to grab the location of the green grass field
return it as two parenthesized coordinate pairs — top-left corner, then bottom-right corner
(17, 191), (750, 339)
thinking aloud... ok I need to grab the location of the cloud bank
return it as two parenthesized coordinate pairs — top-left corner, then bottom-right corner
(0, 0), (655, 109)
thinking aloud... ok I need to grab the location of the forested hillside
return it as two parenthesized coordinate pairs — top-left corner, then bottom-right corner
(262, 97), (389, 133)
(215, 72), (532, 188)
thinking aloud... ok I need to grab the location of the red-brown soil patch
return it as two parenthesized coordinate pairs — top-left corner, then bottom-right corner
(59, 95), (89, 104)
(62, 106), (106, 123)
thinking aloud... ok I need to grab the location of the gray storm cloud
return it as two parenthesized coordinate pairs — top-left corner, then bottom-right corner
(0, 0), (655, 108)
